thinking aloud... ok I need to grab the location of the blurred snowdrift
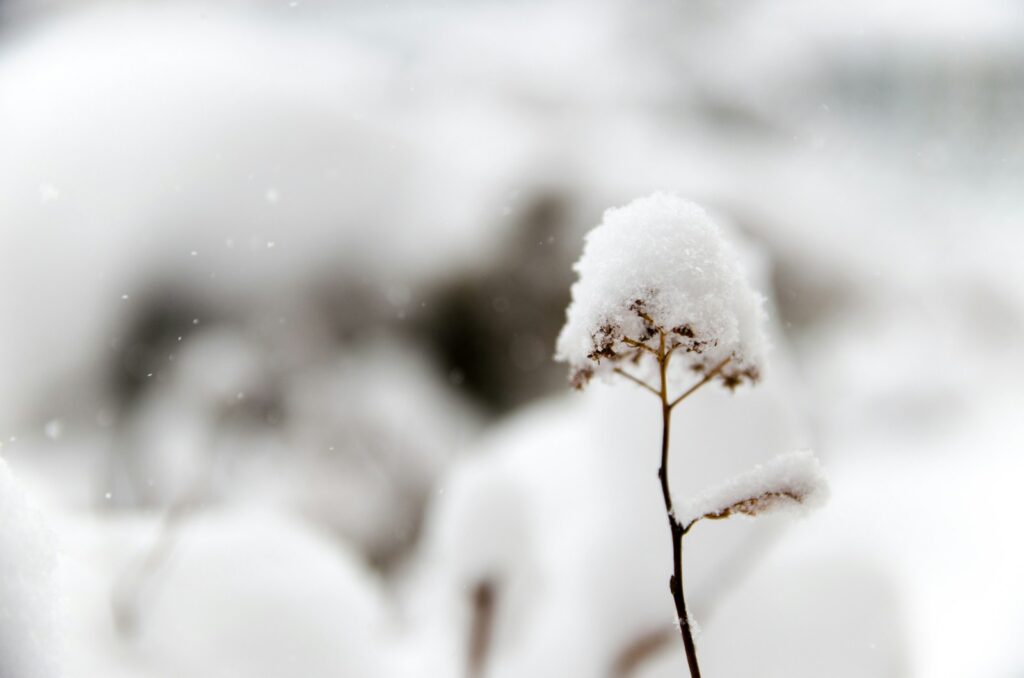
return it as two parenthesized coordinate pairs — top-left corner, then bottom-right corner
(57, 506), (391, 678)
(0, 459), (59, 678)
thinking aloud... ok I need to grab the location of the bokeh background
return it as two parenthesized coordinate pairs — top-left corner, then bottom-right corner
(1, 1), (1022, 677)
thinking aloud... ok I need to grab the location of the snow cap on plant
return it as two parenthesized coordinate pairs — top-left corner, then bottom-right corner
(555, 192), (768, 389)
(676, 450), (829, 530)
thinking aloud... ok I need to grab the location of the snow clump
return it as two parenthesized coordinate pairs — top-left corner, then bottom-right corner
(555, 192), (768, 390)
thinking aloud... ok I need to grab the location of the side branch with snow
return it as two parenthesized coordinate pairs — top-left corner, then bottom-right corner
(677, 450), (829, 533)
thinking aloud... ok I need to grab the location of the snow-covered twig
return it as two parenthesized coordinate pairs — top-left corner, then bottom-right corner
(677, 450), (829, 533)
(556, 193), (827, 678)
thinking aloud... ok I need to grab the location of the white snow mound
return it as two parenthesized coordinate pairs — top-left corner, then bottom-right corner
(555, 192), (768, 389)
(0, 458), (59, 678)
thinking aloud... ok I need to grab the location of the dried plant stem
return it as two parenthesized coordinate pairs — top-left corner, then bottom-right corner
(613, 367), (659, 396)
(111, 493), (199, 637)
(608, 329), (730, 676)
(669, 356), (732, 410)
(622, 337), (658, 355)
(467, 580), (496, 678)
(655, 331), (713, 678)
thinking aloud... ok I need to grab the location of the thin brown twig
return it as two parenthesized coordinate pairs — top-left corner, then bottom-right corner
(467, 580), (496, 678)
(655, 330), (702, 678)
(668, 356), (732, 410)
(613, 367), (659, 396)
(111, 493), (200, 636)
(611, 628), (674, 678)
(683, 489), (804, 534)
(622, 337), (658, 355)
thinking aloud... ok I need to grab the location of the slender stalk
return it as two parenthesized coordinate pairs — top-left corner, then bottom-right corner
(613, 367), (659, 396)
(467, 580), (496, 678)
(622, 337), (659, 355)
(655, 331), (702, 678)
(669, 356), (731, 410)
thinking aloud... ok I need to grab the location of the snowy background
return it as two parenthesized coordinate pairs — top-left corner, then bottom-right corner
(1, 1), (1022, 677)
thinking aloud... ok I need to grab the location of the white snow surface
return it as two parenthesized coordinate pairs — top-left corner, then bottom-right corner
(0, 458), (59, 678)
(555, 192), (768, 385)
(677, 450), (828, 528)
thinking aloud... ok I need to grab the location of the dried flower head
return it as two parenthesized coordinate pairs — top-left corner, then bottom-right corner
(555, 192), (767, 389)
